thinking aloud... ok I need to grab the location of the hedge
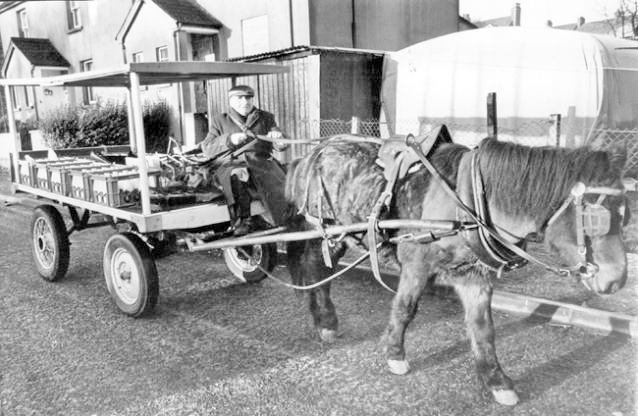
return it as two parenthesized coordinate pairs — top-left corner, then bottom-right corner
(39, 100), (171, 152)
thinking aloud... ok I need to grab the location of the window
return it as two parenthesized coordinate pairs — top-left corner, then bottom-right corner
(80, 59), (95, 104)
(67, 1), (82, 30)
(24, 86), (32, 108)
(241, 15), (269, 56)
(10, 87), (19, 110)
(156, 46), (168, 62)
(17, 9), (28, 37)
(132, 52), (144, 63)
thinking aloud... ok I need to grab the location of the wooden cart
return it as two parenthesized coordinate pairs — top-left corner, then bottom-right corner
(1, 61), (290, 317)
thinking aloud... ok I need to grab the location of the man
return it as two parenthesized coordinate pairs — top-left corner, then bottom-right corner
(197, 85), (288, 236)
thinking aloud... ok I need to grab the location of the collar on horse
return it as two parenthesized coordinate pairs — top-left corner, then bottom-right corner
(404, 131), (625, 288)
(455, 149), (528, 273)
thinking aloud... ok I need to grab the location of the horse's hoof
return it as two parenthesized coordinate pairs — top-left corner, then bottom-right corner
(387, 359), (410, 375)
(492, 389), (519, 406)
(319, 328), (337, 343)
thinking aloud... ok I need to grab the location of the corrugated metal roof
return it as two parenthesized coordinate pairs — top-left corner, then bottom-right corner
(151, 0), (222, 28)
(226, 45), (386, 62)
(10, 37), (70, 67)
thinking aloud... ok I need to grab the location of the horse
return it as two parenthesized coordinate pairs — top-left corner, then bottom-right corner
(284, 133), (628, 406)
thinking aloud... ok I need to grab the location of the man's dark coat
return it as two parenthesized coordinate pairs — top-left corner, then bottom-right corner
(199, 107), (288, 226)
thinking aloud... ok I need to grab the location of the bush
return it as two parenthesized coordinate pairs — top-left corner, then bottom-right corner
(143, 100), (171, 153)
(39, 100), (171, 151)
(0, 114), (8, 133)
(77, 103), (128, 147)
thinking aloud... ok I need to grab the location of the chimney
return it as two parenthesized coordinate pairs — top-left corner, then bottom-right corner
(511, 3), (521, 26)
(577, 16), (585, 28)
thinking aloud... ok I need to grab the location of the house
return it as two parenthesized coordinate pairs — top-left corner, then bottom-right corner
(0, 0), (463, 156)
(472, 3), (521, 27)
(553, 16), (637, 40)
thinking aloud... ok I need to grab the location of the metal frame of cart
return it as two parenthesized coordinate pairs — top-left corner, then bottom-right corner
(1, 61), (464, 318)
(0, 61), (290, 316)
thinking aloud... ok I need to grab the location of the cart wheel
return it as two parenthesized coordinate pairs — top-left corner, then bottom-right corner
(103, 232), (158, 317)
(31, 205), (70, 282)
(223, 243), (277, 283)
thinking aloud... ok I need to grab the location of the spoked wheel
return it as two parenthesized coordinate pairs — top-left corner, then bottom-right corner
(31, 205), (70, 281)
(223, 243), (277, 283)
(103, 232), (158, 317)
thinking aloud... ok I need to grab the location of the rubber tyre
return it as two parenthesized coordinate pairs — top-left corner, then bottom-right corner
(103, 232), (159, 317)
(31, 205), (70, 282)
(223, 243), (277, 283)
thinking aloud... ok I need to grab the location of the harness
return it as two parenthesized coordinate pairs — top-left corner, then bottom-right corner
(405, 135), (626, 287)
(241, 128), (626, 293)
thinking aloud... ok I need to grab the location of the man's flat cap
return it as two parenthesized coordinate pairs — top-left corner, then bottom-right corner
(228, 85), (255, 97)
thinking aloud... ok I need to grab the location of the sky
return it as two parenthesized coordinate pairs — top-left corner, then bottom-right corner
(459, 0), (625, 27)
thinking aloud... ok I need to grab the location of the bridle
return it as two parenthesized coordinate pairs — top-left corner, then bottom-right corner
(545, 182), (625, 289)
(405, 135), (627, 290)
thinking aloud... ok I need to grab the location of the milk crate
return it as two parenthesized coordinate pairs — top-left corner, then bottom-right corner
(91, 168), (161, 208)
(68, 165), (135, 202)
(49, 162), (109, 196)
(17, 160), (37, 186)
(35, 158), (95, 192)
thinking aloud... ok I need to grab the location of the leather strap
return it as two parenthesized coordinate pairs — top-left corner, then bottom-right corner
(405, 136), (572, 277)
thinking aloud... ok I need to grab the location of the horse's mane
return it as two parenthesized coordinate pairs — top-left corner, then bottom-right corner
(477, 138), (623, 223)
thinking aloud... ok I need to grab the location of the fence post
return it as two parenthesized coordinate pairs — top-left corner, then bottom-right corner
(351, 116), (361, 134)
(564, 106), (576, 147)
(486, 92), (497, 139)
(549, 114), (562, 147)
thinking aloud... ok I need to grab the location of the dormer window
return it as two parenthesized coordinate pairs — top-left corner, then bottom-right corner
(17, 9), (28, 37)
(67, 1), (82, 31)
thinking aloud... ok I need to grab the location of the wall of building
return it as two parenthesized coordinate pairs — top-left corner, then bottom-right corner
(309, 0), (459, 51)
(319, 51), (384, 120)
(0, 1), (131, 108)
(193, 0), (299, 59)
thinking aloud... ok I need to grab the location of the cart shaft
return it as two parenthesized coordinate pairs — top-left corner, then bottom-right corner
(185, 219), (462, 251)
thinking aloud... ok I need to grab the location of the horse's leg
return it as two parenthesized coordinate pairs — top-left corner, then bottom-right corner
(453, 269), (519, 406)
(287, 238), (341, 343)
(383, 247), (430, 375)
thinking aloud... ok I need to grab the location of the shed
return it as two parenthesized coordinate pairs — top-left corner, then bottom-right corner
(209, 45), (385, 159)
(381, 27), (638, 148)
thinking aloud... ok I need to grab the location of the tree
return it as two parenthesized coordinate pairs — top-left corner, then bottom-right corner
(615, 0), (638, 38)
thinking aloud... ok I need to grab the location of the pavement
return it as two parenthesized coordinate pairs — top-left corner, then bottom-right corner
(1, 167), (637, 338)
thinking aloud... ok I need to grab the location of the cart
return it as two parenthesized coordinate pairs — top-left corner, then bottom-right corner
(2, 62), (469, 318)
(1, 61), (292, 317)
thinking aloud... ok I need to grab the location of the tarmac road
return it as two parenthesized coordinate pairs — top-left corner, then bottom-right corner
(0, 201), (636, 416)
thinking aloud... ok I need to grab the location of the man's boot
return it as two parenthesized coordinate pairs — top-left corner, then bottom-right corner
(231, 176), (253, 236)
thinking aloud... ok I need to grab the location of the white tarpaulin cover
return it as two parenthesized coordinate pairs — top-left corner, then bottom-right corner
(382, 27), (638, 147)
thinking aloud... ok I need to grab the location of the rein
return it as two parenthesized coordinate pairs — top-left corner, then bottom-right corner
(404, 135), (624, 286)
(545, 182), (624, 288)
(405, 136), (573, 277)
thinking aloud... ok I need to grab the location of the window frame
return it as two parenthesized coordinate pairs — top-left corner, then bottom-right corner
(17, 9), (28, 37)
(155, 46), (169, 62)
(10, 86), (20, 111)
(132, 51), (144, 63)
(80, 59), (95, 104)
(67, 1), (82, 31)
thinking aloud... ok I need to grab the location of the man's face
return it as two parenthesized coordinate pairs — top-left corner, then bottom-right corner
(229, 95), (254, 116)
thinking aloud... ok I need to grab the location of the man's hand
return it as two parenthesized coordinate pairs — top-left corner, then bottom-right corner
(268, 130), (288, 151)
(229, 132), (249, 146)
(266, 130), (283, 140)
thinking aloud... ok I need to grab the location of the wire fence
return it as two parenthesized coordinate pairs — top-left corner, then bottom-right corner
(590, 129), (638, 177)
(287, 118), (638, 178)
